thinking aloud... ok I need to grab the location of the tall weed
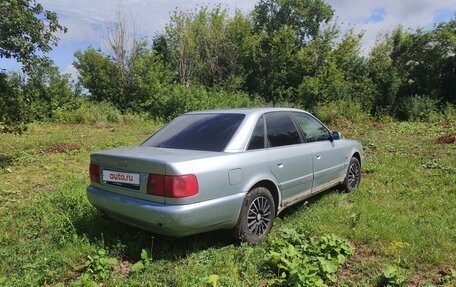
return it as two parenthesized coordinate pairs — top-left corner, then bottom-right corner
(313, 100), (370, 124)
(267, 228), (353, 286)
(396, 95), (440, 122)
(52, 99), (143, 125)
(160, 85), (265, 119)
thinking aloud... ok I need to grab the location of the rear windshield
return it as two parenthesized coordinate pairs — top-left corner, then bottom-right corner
(142, 113), (245, 151)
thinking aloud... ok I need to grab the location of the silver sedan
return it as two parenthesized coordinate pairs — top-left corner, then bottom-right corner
(87, 108), (363, 243)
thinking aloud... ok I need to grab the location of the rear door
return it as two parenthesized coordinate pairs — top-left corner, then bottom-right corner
(265, 112), (313, 201)
(291, 112), (346, 193)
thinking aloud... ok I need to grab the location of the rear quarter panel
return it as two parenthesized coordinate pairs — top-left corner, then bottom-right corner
(164, 149), (278, 205)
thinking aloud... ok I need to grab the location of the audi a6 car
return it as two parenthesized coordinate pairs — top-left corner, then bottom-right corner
(87, 108), (363, 243)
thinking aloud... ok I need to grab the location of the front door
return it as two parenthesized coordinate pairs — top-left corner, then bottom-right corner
(291, 112), (346, 193)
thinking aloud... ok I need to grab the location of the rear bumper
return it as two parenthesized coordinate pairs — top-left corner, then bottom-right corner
(86, 186), (245, 237)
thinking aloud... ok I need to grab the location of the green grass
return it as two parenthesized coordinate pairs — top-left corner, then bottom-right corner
(0, 120), (455, 286)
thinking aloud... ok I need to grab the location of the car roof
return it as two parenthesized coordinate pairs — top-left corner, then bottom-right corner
(185, 107), (309, 117)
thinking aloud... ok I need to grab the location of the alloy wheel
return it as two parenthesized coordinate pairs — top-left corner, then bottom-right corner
(247, 196), (272, 236)
(347, 161), (360, 188)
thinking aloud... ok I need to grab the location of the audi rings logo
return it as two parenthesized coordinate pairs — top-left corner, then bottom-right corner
(115, 159), (128, 168)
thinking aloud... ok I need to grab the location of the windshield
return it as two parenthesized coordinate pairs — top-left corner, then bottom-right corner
(142, 113), (245, 151)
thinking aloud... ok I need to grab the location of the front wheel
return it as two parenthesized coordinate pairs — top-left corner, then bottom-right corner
(233, 187), (276, 244)
(343, 156), (361, 192)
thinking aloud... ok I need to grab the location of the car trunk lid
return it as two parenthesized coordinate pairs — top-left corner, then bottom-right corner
(90, 146), (220, 203)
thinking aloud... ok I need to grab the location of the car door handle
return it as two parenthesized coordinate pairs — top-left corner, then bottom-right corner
(316, 154), (321, 159)
(277, 163), (284, 168)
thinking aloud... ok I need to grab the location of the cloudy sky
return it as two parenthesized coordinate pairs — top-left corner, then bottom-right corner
(1, 0), (455, 75)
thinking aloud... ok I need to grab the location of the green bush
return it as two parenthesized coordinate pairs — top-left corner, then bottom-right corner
(377, 265), (407, 287)
(52, 99), (123, 124)
(313, 100), (370, 124)
(267, 228), (353, 286)
(396, 95), (440, 122)
(120, 113), (148, 125)
(159, 85), (265, 120)
(0, 73), (31, 133)
(442, 104), (456, 122)
(271, 101), (304, 109)
(69, 249), (118, 285)
(51, 86), (264, 125)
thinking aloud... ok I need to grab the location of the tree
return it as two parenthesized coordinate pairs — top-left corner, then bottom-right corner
(252, 0), (333, 43)
(157, 7), (254, 90)
(0, 0), (66, 71)
(0, 72), (31, 133)
(391, 20), (456, 105)
(247, 0), (335, 102)
(74, 46), (174, 114)
(24, 65), (75, 120)
(225, 10), (259, 91)
(367, 19), (456, 119)
(105, 10), (144, 105)
(162, 9), (195, 86)
(367, 31), (404, 116)
(73, 48), (121, 104)
(130, 48), (175, 114)
(437, 18), (456, 105)
(190, 7), (237, 88)
(0, 0), (66, 132)
(75, 9), (175, 114)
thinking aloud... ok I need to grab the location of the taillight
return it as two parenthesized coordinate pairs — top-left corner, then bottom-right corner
(147, 174), (165, 196)
(147, 174), (198, 198)
(164, 175), (199, 198)
(89, 163), (100, 183)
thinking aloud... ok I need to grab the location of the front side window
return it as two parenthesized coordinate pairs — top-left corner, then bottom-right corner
(292, 112), (329, 143)
(247, 116), (265, 150)
(142, 113), (245, 151)
(265, 112), (302, 147)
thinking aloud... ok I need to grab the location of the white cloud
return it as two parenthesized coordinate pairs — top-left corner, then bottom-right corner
(326, 0), (456, 51)
(63, 63), (79, 82)
(38, 0), (456, 54)
(41, 0), (258, 47)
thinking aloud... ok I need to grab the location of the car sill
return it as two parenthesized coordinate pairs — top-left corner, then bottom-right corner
(277, 176), (344, 214)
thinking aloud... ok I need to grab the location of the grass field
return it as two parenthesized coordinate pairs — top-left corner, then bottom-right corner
(0, 119), (455, 286)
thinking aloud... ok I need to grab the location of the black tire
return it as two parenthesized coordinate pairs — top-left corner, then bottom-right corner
(343, 156), (361, 192)
(233, 187), (276, 244)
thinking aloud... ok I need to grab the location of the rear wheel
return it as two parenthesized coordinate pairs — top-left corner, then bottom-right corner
(234, 187), (275, 244)
(343, 156), (361, 192)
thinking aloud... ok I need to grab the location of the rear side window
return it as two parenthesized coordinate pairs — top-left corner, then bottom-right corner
(292, 112), (330, 142)
(142, 113), (245, 152)
(247, 116), (265, 150)
(265, 112), (302, 147)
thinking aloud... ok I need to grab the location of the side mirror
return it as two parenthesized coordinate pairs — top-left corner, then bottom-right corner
(332, 131), (342, 140)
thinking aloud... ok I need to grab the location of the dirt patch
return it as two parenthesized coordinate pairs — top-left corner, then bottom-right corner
(112, 260), (132, 278)
(362, 169), (375, 177)
(407, 267), (455, 287)
(372, 122), (387, 129)
(351, 243), (379, 262)
(407, 273), (434, 287)
(43, 143), (81, 153)
(337, 243), (381, 284)
(436, 133), (456, 144)
(59, 268), (81, 285)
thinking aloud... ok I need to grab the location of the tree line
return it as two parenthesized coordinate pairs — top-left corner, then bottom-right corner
(1, 0), (455, 132)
